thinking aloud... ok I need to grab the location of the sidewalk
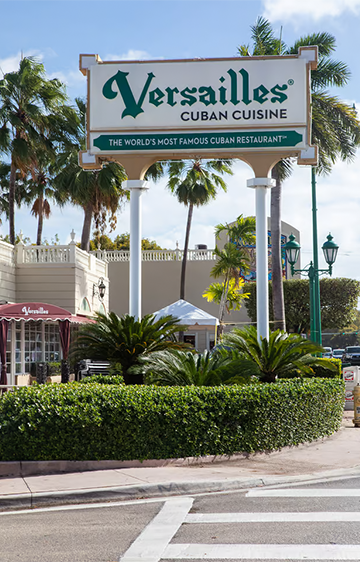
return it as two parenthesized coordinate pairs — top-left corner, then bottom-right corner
(1, 411), (359, 511)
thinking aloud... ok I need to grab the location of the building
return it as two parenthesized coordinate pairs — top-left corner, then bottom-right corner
(0, 219), (299, 383)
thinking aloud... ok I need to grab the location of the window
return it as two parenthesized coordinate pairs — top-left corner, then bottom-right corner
(24, 320), (42, 373)
(98, 303), (106, 315)
(45, 323), (61, 362)
(5, 322), (11, 375)
(184, 334), (196, 348)
(15, 321), (22, 374)
(80, 297), (91, 312)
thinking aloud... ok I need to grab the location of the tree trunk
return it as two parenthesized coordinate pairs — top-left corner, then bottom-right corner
(9, 160), (16, 245)
(217, 274), (230, 339)
(271, 166), (286, 332)
(36, 193), (44, 245)
(180, 203), (193, 300)
(81, 201), (93, 252)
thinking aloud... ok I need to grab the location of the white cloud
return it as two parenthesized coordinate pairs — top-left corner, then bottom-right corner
(47, 69), (86, 88)
(104, 49), (161, 61)
(0, 50), (43, 76)
(263, 0), (360, 21)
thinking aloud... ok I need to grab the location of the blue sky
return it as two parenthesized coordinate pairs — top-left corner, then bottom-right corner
(2, 0), (360, 281)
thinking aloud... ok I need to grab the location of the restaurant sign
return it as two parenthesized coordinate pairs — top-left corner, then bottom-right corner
(80, 49), (317, 160)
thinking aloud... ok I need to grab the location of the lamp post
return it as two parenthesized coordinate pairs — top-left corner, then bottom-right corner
(284, 233), (339, 344)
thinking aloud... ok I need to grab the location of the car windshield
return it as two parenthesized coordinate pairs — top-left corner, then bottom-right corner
(333, 349), (344, 354)
(346, 347), (360, 353)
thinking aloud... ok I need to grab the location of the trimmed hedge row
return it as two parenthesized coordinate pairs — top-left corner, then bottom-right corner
(0, 379), (344, 461)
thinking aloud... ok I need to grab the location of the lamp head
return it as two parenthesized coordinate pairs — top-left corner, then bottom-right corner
(322, 233), (339, 266)
(283, 233), (301, 266)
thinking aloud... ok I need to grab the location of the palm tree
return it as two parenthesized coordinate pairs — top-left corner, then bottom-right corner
(0, 57), (70, 245)
(238, 18), (360, 331)
(209, 243), (250, 336)
(134, 348), (251, 386)
(207, 215), (256, 335)
(70, 312), (189, 384)
(222, 325), (337, 383)
(167, 159), (232, 300)
(203, 278), (249, 319)
(54, 99), (128, 251)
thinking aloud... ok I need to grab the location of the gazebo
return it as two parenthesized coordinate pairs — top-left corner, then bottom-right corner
(153, 299), (219, 352)
(0, 302), (93, 385)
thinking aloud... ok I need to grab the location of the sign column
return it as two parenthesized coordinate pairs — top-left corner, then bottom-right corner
(247, 177), (275, 341)
(125, 180), (149, 319)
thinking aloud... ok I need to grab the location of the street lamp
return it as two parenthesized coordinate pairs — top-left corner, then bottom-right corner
(284, 233), (339, 345)
(93, 277), (106, 300)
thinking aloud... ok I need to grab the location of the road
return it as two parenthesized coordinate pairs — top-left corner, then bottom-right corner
(1, 475), (360, 561)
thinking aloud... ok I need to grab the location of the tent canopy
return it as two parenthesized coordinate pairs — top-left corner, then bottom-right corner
(153, 299), (219, 326)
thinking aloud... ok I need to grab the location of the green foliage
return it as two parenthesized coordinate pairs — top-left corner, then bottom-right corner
(0, 379), (344, 461)
(47, 362), (61, 377)
(78, 374), (125, 385)
(89, 232), (165, 252)
(70, 312), (189, 384)
(203, 278), (249, 312)
(136, 349), (252, 386)
(222, 326), (337, 383)
(309, 358), (342, 379)
(244, 278), (360, 334)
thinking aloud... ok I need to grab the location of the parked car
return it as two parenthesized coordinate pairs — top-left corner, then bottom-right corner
(332, 348), (345, 360)
(342, 346), (360, 366)
(322, 346), (333, 358)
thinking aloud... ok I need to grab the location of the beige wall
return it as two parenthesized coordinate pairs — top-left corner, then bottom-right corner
(0, 241), (16, 303)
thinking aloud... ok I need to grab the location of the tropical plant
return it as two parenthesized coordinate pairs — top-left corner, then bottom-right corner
(203, 278), (249, 317)
(238, 18), (360, 331)
(70, 312), (189, 384)
(208, 215), (256, 335)
(54, 99), (128, 252)
(0, 56), (75, 245)
(135, 348), (251, 386)
(222, 325), (337, 383)
(89, 232), (165, 252)
(167, 159), (232, 300)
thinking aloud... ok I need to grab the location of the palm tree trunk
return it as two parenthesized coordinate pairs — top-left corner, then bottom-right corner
(180, 203), (193, 300)
(36, 193), (44, 246)
(218, 273), (230, 338)
(9, 160), (16, 246)
(81, 201), (93, 252)
(271, 166), (286, 331)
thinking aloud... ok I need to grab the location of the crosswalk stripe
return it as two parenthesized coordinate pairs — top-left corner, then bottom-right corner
(163, 543), (360, 560)
(247, 488), (360, 497)
(119, 497), (193, 562)
(186, 511), (360, 523)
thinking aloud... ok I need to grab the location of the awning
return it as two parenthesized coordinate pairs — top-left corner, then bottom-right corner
(0, 302), (94, 323)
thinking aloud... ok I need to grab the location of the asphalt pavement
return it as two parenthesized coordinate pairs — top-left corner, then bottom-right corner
(0, 411), (359, 511)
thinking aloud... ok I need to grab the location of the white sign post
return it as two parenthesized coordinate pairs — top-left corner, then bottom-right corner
(79, 50), (317, 333)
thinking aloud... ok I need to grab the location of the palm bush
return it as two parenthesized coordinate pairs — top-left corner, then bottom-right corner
(135, 349), (252, 386)
(222, 326), (337, 383)
(71, 312), (188, 384)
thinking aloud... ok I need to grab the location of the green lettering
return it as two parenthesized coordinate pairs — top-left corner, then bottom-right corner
(149, 87), (165, 107)
(253, 84), (269, 105)
(180, 87), (197, 106)
(165, 86), (179, 107)
(102, 70), (155, 118)
(198, 86), (216, 106)
(270, 84), (288, 104)
(239, 69), (251, 106)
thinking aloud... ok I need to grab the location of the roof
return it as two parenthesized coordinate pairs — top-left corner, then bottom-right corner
(0, 302), (94, 323)
(153, 299), (219, 326)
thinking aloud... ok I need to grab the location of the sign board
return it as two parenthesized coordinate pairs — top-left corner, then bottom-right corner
(79, 49), (317, 166)
(343, 366), (359, 409)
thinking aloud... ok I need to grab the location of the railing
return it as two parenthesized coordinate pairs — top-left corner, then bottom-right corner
(93, 248), (217, 262)
(0, 240), (15, 265)
(23, 246), (71, 264)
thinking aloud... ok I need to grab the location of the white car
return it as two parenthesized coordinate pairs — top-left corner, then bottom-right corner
(333, 349), (345, 360)
(322, 346), (333, 358)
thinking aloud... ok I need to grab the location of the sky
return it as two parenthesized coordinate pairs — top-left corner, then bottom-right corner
(1, 0), (360, 281)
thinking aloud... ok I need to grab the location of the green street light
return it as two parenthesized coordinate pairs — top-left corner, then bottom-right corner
(284, 232), (339, 344)
(322, 233), (339, 273)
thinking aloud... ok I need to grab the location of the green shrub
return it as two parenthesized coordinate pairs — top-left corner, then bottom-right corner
(48, 362), (61, 377)
(0, 379), (344, 461)
(309, 358), (342, 379)
(78, 374), (125, 385)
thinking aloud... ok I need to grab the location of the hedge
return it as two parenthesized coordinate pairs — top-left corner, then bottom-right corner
(79, 375), (125, 385)
(0, 379), (344, 461)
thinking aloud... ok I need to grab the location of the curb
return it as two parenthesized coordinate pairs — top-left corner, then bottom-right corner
(2, 466), (360, 512)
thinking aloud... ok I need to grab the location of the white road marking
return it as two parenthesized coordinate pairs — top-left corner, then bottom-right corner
(119, 497), (193, 562)
(163, 543), (360, 560)
(247, 488), (360, 497)
(186, 511), (360, 523)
